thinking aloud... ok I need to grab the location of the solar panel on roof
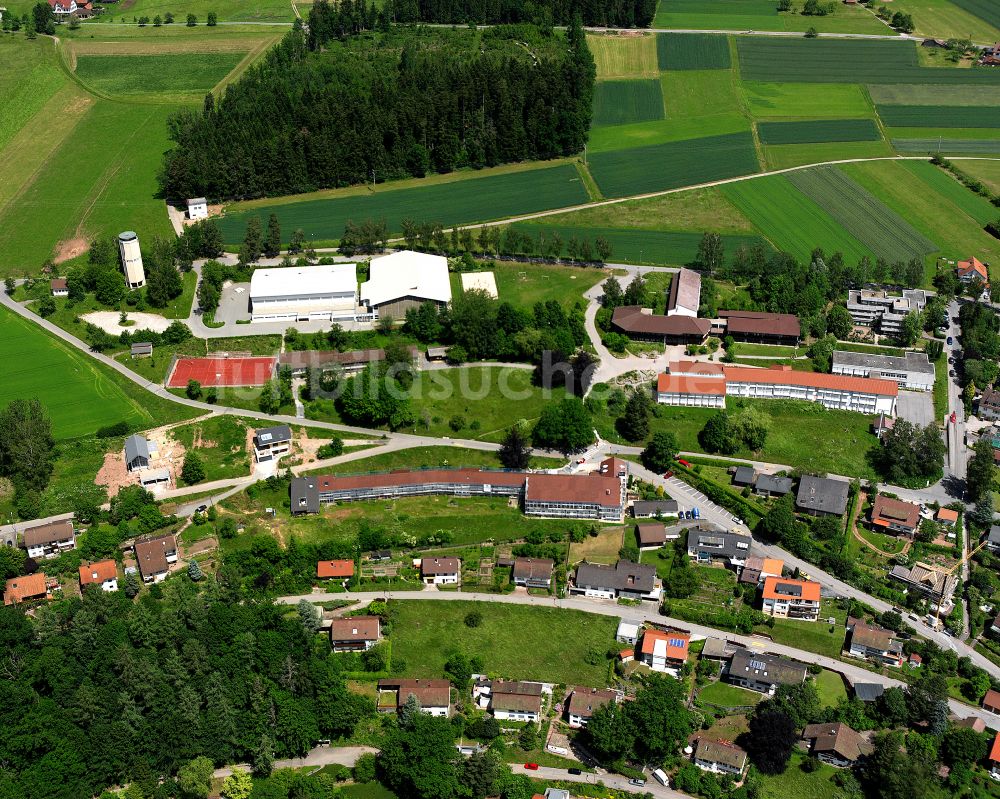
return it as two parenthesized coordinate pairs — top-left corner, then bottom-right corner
(669, 638), (685, 647)
(750, 659), (766, 670)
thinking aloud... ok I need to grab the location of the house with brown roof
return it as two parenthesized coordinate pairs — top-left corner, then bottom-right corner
(489, 681), (544, 723)
(984, 688), (1000, 715)
(801, 722), (872, 767)
(378, 678), (452, 717)
(936, 507), (959, 526)
(990, 732), (1000, 779)
(566, 687), (617, 728)
(23, 519), (76, 560)
(978, 387), (1000, 421)
(761, 576), (821, 621)
(318, 559), (355, 582)
(611, 305), (711, 345)
(845, 617), (903, 667)
(329, 615), (380, 652)
(50, 278), (68, 297)
(512, 557), (554, 589)
(134, 534), (178, 583)
(869, 495), (920, 537)
(718, 310), (800, 347)
(638, 628), (690, 674)
(3, 573), (48, 606)
(636, 523), (668, 550)
(524, 471), (626, 522)
(78, 560), (118, 592)
(889, 562), (956, 611)
(421, 557), (461, 586)
(667, 268), (701, 317)
(693, 738), (748, 777)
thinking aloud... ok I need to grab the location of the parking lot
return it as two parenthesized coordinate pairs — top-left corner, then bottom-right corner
(896, 391), (935, 427)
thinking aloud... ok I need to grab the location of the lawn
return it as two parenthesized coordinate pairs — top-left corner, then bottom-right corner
(722, 175), (874, 264)
(760, 601), (848, 659)
(170, 415), (251, 482)
(74, 52), (244, 101)
(742, 81), (873, 119)
(887, 0), (1000, 40)
(389, 600), (619, 685)
(902, 160), (1000, 226)
(0, 36), (70, 153)
(696, 681), (762, 708)
(587, 33), (659, 79)
(570, 526), (624, 565)
(756, 119), (881, 145)
(339, 784), (399, 799)
(661, 67), (746, 124)
(81, 0), (295, 22)
(759, 752), (842, 799)
(218, 162), (589, 246)
(814, 668), (849, 708)
(587, 132), (759, 198)
(654, 0), (888, 33)
(785, 166), (937, 262)
(301, 445), (565, 475)
(592, 79), (664, 127)
(0, 305), (192, 439)
(656, 32), (731, 70)
(451, 262), (605, 309)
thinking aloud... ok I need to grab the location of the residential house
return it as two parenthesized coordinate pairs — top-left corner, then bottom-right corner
(543, 789), (571, 799)
(318, 559), (355, 583)
(732, 466), (756, 487)
(50, 278), (68, 297)
(253, 425), (292, 463)
(134, 534), (178, 583)
(377, 678), (451, 717)
(958, 716), (987, 733)
(78, 560), (118, 592)
(760, 576), (821, 621)
(845, 617), (903, 668)
(632, 500), (679, 519)
(889, 562), (957, 610)
(329, 616), (380, 652)
(636, 523), (668, 550)
(571, 560), (661, 601)
(853, 683), (885, 704)
(186, 198), (208, 220)
(869, 495), (921, 537)
(421, 557), (461, 585)
(693, 738), (748, 777)
(957, 256), (990, 297)
(512, 557), (554, 589)
(990, 732), (1000, 780)
(984, 689), (1000, 715)
(796, 475), (851, 517)
(978, 387), (1000, 421)
(23, 519), (76, 560)
(638, 628), (690, 674)
(124, 434), (153, 473)
(754, 474), (793, 497)
(616, 620), (640, 645)
(725, 649), (807, 695)
(687, 527), (751, 568)
(3, 573), (48, 606)
(936, 507), (959, 526)
(490, 681), (544, 723)
(991, 612), (1000, 638)
(801, 723), (873, 768)
(909, 653), (922, 668)
(566, 687), (617, 728)
(738, 556), (783, 588)
(46, 0), (77, 13)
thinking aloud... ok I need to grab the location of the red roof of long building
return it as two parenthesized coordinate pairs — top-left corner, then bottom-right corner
(719, 309), (801, 338)
(723, 365), (898, 396)
(525, 472), (622, 508)
(657, 373), (728, 396)
(318, 559), (355, 578)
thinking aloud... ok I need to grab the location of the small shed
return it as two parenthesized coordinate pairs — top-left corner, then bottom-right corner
(50, 278), (68, 297)
(187, 197), (209, 220)
(426, 346), (449, 361)
(131, 342), (153, 358)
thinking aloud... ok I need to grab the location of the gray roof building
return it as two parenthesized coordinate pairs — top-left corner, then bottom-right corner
(254, 425), (292, 448)
(853, 683), (885, 703)
(667, 268), (701, 317)
(574, 560), (657, 595)
(687, 527), (752, 564)
(291, 477), (320, 515)
(988, 524), (1000, 549)
(796, 475), (850, 516)
(755, 474), (793, 496)
(124, 434), (151, 472)
(728, 649), (807, 689)
(832, 350), (935, 391)
(733, 466), (756, 486)
(632, 499), (679, 518)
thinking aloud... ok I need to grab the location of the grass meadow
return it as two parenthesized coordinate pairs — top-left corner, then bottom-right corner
(887, 0), (1000, 40)
(80, 0), (296, 22)
(75, 52), (245, 101)
(450, 261), (605, 308)
(299, 446), (565, 476)
(742, 82), (873, 118)
(902, 160), (999, 226)
(592, 79), (664, 126)
(587, 33), (659, 79)
(956, 158), (1000, 193)
(170, 415), (251, 482)
(656, 32), (731, 70)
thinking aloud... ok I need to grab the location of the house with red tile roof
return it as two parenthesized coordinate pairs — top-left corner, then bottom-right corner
(957, 257), (989, 294)
(761, 576), (821, 621)
(4, 573), (48, 606)
(78, 560), (118, 592)
(639, 628), (690, 674)
(317, 559), (355, 581)
(990, 731), (1000, 778)
(869, 495), (920, 537)
(983, 688), (1000, 715)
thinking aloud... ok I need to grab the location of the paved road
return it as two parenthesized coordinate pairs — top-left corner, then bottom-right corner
(282, 589), (994, 725)
(527, 765), (683, 797)
(212, 745), (378, 779)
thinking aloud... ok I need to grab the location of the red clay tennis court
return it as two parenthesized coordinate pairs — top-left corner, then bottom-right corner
(167, 357), (277, 388)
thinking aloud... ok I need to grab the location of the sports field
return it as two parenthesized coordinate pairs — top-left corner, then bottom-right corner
(587, 131), (760, 198)
(166, 357), (278, 388)
(219, 163), (590, 245)
(653, 0), (889, 34)
(0, 305), (165, 439)
(592, 79), (664, 126)
(757, 119), (881, 145)
(75, 52), (245, 100)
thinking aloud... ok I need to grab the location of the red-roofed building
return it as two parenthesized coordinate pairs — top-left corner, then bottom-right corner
(719, 310), (801, 346)
(4, 573), (48, 606)
(984, 689), (1000, 715)
(524, 472), (626, 522)
(869, 495), (921, 537)
(46, 0), (77, 13)
(723, 365), (897, 415)
(957, 257), (990, 295)
(656, 373), (727, 408)
(50, 278), (68, 297)
(639, 628), (690, 673)
(761, 576), (821, 621)
(318, 560), (355, 580)
(936, 507), (959, 526)
(990, 731), (1000, 778)
(79, 560), (118, 592)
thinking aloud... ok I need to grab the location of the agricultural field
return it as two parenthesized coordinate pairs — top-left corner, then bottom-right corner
(300, 446), (565, 476)
(219, 162), (590, 245)
(653, 0), (889, 34)
(868, 83), (1000, 106)
(887, 0), (1000, 40)
(656, 32), (731, 70)
(951, 0), (1000, 30)
(756, 119), (881, 145)
(902, 160), (999, 226)
(892, 137), (1000, 154)
(592, 79), (664, 127)
(75, 52), (245, 102)
(587, 33), (659, 79)
(69, 0), (296, 22)
(0, 305), (191, 440)
(785, 166), (937, 262)
(957, 158), (1000, 193)
(742, 82), (874, 119)
(876, 104), (1000, 127)
(761, 140), (894, 170)
(389, 600), (619, 686)
(587, 131), (759, 198)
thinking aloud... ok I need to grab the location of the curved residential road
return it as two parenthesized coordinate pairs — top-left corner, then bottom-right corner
(279, 589), (994, 726)
(212, 745), (378, 779)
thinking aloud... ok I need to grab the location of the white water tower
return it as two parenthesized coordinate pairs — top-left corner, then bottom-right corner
(118, 231), (145, 289)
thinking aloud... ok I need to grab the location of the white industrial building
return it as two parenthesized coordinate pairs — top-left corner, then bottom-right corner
(360, 250), (452, 320)
(249, 263), (358, 323)
(118, 231), (145, 289)
(186, 198), (208, 220)
(831, 350), (935, 392)
(666, 268), (701, 317)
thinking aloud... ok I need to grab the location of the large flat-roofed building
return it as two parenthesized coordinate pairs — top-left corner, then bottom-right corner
(832, 350), (934, 392)
(666, 268), (701, 317)
(846, 289), (927, 335)
(360, 251), (451, 319)
(656, 373), (727, 408)
(249, 264), (358, 322)
(524, 470), (626, 522)
(611, 306), (711, 345)
(723, 365), (897, 415)
(718, 310), (800, 346)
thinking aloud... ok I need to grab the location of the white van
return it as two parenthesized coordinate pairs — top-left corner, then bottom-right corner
(652, 768), (669, 787)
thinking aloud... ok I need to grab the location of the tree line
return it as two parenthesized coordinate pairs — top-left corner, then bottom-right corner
(386, 0), (656, 28)
(160, 23), (595, 201)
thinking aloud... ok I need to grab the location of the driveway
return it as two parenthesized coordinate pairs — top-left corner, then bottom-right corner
(896, 390), (934, 427)
(214, 282), (252, 325)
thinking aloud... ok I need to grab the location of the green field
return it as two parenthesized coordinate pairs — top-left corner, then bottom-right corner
(587, 132), (759, 198)
(75, 52), (244, 100)
(588, 34), (659, 79)
(171, 415), (250, 482)
(514, 223), (770, 266)
(654, 0), (889, 33)
(592, 79), (665, 126)
(0, 305), (190, 439)
(738, 37), (1000, 84)
(696, 681), (762, 708)
(902, 160), (999, 226)
(0, 37), (69, 153)
(877, 104), (1000, 127)
(78, 0), (295, 22)
(722, 175), (873, 263)
(219, 163), (589, 245)
(656, 33), (731, 70)
(301, 445), (564, 476)
(762, 140), (894, 170)
(389, 600), (618, 685)
(757, 119), (881, 145)
(893, 138), (1000, 153)
(889, 0), (1000, 40)
(957, 158), (1000, 192)
(743, 82), (873, 118)
(869, 83), (1000, 106)
(759, 752), (841, 799)
(451, 261), (606, 308)
(951, 0), (1000, 28)
(785, 166), (937, 262)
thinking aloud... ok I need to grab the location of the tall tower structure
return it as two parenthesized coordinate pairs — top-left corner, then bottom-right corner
(118, 231), (145, 288)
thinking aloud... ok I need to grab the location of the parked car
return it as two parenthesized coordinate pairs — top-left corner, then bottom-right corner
(692, 507), (700, 519)
(629, 778), (646, 787)
(947, 336), (953, 345)
(568, 768), (582, 776)
(524, 763), (539, 771)
(195, 504), (208, 513)
(663, 470), (674, 479)
(677, 458), (691, 468)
